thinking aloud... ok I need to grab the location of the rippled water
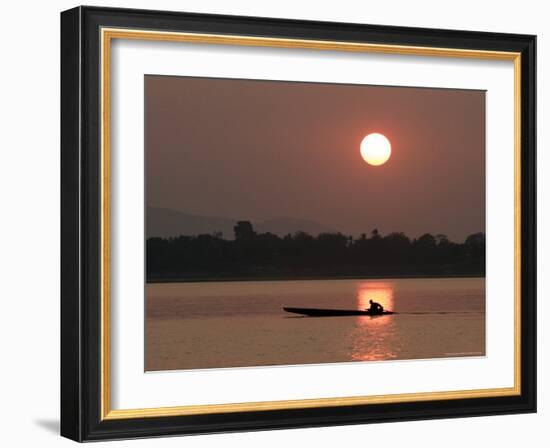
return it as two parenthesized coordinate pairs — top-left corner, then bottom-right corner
(145, 277), (485, 371)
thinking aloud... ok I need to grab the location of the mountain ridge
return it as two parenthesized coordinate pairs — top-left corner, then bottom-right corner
(147, 206), (333, 239)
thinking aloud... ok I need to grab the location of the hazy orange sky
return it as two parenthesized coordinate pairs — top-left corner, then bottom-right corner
(145, 75), (485, 242)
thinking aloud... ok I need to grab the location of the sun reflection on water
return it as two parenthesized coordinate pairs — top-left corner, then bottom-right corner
(357, 281), (394, 310)
(349, 281), (401, 361)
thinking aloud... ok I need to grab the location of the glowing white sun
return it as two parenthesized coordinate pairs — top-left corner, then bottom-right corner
(360, 133), (392, 166)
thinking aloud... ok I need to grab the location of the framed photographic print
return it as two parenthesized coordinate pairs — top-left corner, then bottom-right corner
(60, 6), (536, 441)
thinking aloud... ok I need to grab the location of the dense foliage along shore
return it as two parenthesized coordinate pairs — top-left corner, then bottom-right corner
(147, 221), (485, 282)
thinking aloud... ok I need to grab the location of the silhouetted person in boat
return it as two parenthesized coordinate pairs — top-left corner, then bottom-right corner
(368, 299), (384, 314)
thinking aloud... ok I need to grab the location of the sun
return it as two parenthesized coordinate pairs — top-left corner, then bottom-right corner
(360, 133), (391, 166)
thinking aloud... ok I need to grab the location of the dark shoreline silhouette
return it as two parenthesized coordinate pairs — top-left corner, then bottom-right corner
(147, 221), (485, 283)
(146, 272), (484, 284)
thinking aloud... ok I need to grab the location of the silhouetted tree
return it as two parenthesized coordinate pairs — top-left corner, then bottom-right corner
(234, 221), (256, 240)
(464, 232), (486, 272)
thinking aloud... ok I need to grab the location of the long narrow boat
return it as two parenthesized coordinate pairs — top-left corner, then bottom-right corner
(283, 307), (395, 317)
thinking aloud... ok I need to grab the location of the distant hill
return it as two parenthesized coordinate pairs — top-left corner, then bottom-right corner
(147, 207), (333, 239)
(255, 217), (333, 237)
(147, 208), (235, 239)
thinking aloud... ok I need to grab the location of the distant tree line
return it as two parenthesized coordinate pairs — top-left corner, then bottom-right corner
(146, 221), (485, 281)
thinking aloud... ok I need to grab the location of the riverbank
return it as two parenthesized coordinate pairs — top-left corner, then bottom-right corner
(147, 272), (485, 284)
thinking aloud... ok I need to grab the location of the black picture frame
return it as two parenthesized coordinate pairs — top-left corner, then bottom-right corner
(61, 5), (536, 442)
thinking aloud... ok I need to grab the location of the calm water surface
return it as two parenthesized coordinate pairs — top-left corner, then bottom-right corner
(146, 277), (485, 371)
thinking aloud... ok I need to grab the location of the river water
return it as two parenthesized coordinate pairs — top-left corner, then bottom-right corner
(145, 277), (485, 371)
